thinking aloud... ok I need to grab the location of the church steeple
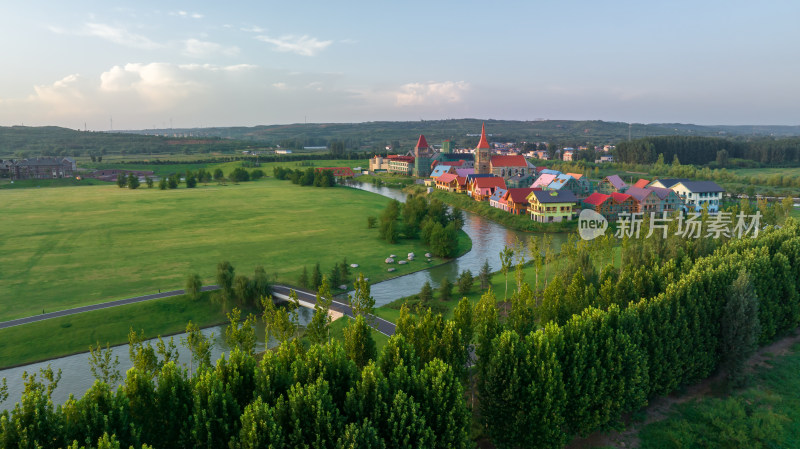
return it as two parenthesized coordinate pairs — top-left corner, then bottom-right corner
(474, 123), (491, 175)
(477, 123), (490, 150)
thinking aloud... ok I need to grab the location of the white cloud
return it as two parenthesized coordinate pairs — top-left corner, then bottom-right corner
(172, 10), (203, 19)
(241, 25), (266, 33)
(255, 34), (332, 56)
(83, 22), (161, 49)
(395, 81), (470, 106)
(272, 82), (288, 90)
(182, 39), (240, 58)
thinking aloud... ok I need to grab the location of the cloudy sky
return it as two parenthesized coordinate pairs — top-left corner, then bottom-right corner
(1, 0), (798, 129)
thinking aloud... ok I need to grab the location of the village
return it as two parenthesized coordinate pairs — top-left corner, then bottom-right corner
(368, 124), (724, 223)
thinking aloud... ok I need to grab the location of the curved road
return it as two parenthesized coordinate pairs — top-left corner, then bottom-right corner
(0, 284), (396, 336)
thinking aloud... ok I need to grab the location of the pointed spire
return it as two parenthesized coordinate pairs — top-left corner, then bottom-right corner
(415, 134), (429, 150)
(476, 123), (490, 149)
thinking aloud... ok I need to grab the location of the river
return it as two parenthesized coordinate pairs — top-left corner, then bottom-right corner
(0, 182), (569, 409)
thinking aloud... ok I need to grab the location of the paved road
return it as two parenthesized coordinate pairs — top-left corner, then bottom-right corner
(272, 285), (396, 336)
(0, 284), (396, 336)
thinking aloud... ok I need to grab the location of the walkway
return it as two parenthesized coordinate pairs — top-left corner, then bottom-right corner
(0, 284), (396, 336)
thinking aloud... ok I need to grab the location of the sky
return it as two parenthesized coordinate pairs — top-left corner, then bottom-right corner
(1, 0), (799, 129)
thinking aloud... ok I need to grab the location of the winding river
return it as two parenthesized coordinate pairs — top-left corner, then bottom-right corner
(0, 182), (568, 408)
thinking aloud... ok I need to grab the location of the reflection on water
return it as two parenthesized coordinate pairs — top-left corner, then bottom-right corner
(1, 181), (570, 408)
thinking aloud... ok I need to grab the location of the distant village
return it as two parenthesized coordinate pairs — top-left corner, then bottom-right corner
(368, 124), (724, 223)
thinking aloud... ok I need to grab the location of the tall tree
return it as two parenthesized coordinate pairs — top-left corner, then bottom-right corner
(298, 266), (310, 289)
(720, 269), (761, 387)
(87, 342), (122, 385)
(499, 246), (515, 301)
(224, 308), (257, 355)
(116, 173), (127, 188)
(439, 277), (453, 302)
(456, 270), (474, 296)
(344, 315), (377, 370)
(185, 273), (202, 300)
(418, 281), (433, 305)
(127, 173), (140, 189)
(479, 259), (492, 290)
(307, 276), (333, 345)
(182, 320), (213, 375)
(311, 262), (323, 290)
(349, 273), (375, 319)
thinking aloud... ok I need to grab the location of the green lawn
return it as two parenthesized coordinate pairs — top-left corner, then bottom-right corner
(0, 177), (456, 322)
(0, 292), (241, 368)
(638, 341), (800, 448)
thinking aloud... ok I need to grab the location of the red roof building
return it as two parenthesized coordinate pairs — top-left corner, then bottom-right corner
(469, 176), (507, 201)
(503, 187), (535, 215)
(633, 178), (651, 188)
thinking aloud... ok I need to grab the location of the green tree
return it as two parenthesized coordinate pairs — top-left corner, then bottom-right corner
(87, 342), (122, 385)
(367, 216), (377, 229)
(344, 315), (377, 370)
(349, 272), (375, 319)
(181, 321), (213, 375)
(298, 266), (310, 288)
(185, 273), (202, 300)
(233, 274), (252, 306)
(418, 281), (433, 305)
(128, 328), (159, 376)
(185, 173), (197, 188)
(167, 175), (178, 189)
(213, 168), (224, 182)
(479, 259), (492, 290)
(262, 292), (298, 344)
(224, 308), (257, 355)
(456, 270), (474, 295)
(230, 167), (250, 183)
(127, 173), (140, 189)
(158, 178), (167, 190)
(307, 276), (333, 344)
(311, 262), (322, 290)
(721, 269), (761, 387)
(499, 245), (514, 301)
(439, 277), (453, 302)
(145, 176), (153, 188)
(216, 260), (235, 304)
(116, 173), (127, 188)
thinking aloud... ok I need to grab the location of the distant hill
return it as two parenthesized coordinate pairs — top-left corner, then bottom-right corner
(123, 119), (800, 151)
(3, 120), (800, 157)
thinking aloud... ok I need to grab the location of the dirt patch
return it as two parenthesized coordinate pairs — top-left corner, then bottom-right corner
(565, 327), (800, 449)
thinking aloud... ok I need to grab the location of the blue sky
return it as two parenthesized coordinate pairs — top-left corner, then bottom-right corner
(1, 1), (798, 129)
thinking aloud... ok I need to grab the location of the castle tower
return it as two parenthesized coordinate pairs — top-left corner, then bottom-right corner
(475, 123), (491, 175)
(441, 139), (451, 154)
(412, 134), (432, 177)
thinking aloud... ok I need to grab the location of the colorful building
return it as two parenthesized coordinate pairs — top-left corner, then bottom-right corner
(527, 190), (578, 223)
(489, 188), (508, 211)
(412, 135), (433, 178)
(597, 174), (628, 194)
(435, 173), (460, 192)
(504, 188), (536, 215)
(387, 156), (415, 175)
(671, 181), (724, 213)
(469, 176), (507, 201)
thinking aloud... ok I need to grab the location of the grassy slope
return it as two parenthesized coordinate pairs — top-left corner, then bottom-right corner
(0, 177), (443, 322)
(0, 292), (241, 368)
(639, 342), (800, 448)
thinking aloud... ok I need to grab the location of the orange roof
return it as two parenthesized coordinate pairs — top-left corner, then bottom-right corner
(491, 155), (528, 167)
(415, 134), (429, 150)
(456, 176), (467, 186)
(566, 172), (583, 179)
(633, 178), (650, 188)
(437, 173), (458, 183)
(476, 123), (491, 149)
(474, 176), (507, 190)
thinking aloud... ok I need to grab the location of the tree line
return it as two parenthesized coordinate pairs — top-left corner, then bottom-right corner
(272, 167), (336, 187)
(615, 136), (800, 165)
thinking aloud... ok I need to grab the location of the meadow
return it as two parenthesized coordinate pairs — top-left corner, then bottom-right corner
(0, 176), (458, 322)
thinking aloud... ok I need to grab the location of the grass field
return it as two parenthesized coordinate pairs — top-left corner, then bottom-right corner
(0, 177), (458, 322)
(0, 291), (241, 368)
(638, 341), (800, 448)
